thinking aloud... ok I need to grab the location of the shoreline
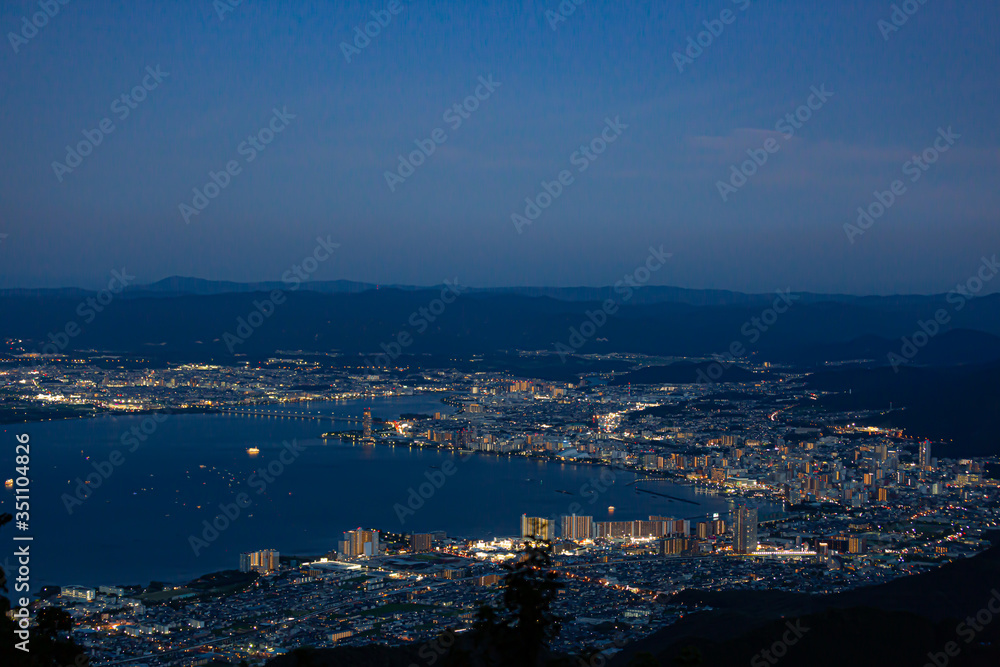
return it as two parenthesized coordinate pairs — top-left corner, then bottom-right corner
(0, 390), (453, 427)
(8, 394), (780, 594)
(336, 434), (784, 508)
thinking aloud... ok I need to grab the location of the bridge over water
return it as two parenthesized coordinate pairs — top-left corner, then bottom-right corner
(218, 408), (366, 424)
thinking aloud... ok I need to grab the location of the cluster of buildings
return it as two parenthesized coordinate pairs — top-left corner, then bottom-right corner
(239, 549), (280, 574)
(337, 529), (381, 558)
(521, 507), (758, 556)
(334, 530), (439, 559)
(7, 350), (1000, 665)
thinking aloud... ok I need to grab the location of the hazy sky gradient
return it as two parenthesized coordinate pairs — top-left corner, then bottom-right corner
(1, 0), (998, 293)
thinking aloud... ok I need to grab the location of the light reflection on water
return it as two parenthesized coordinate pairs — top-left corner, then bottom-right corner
(1, 395), (761, 590)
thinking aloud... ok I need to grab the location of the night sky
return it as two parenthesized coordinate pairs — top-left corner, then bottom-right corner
(1, 0), (997, 294)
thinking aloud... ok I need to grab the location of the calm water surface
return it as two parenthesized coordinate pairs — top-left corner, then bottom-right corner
(1, 395), (739, 589)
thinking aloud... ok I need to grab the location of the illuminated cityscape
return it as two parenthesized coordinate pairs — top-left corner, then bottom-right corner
(2, 1), (999, 664)
(4, 353), (1000, 663)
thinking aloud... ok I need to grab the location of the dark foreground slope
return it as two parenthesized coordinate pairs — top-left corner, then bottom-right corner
(612, 534), (1000, 667)
(266, 644), (424, 667)
(261, 539), (1000, 667)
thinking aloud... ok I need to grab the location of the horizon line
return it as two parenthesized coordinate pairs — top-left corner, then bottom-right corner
(1, 275), (997, 300)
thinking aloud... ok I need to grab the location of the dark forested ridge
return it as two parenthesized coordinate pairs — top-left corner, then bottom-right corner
(3, 285), (1000, 365)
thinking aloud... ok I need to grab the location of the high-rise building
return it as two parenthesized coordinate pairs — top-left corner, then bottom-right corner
(410, 533), (433, 552)
(733, 506), (758, 555)
(521, 514), (554, 541)
(593, 521), (632, 539)
(651, 516), (689, 536)
(362, 408), (373, 440)
(459, 426), (478, 449)
(919, 441), (933, 469)
(240, 549), (280, 573)
(339, 529), (380, 558)
(660, 537), (688, 555)
(560, 515), (593, 541)
(591, 519), (676, 539)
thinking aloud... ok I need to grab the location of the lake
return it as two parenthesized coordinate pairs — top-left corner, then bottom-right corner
(1, 394), (739, 590)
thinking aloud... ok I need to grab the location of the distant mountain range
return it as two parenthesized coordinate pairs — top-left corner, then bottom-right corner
(3, 278), (1000, 368)
(3, 280), (1000, 454)
(3, 275), (995, 307)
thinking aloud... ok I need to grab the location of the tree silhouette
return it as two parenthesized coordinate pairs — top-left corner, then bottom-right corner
(0, 513), (16, 663)
(470, 539), (565, 666)
(627, 651), (661, 666)
(671, 645), (703, 666)
(0, 512), (87, 667)
(36, 608), (73, 638)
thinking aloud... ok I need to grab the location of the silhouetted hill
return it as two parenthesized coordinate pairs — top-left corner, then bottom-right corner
(266, 644), (423, 667)
(918, 329), (1000, 366)
(4, 288), (1000, 367)
(782, 329), (1000, 367)
(805, 362), (1000, 456)
(612, 534), (1000, 666)
(127, 277), (408, 297)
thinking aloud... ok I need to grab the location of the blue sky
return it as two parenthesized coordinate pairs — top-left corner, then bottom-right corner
(1, 0), (997, 293)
